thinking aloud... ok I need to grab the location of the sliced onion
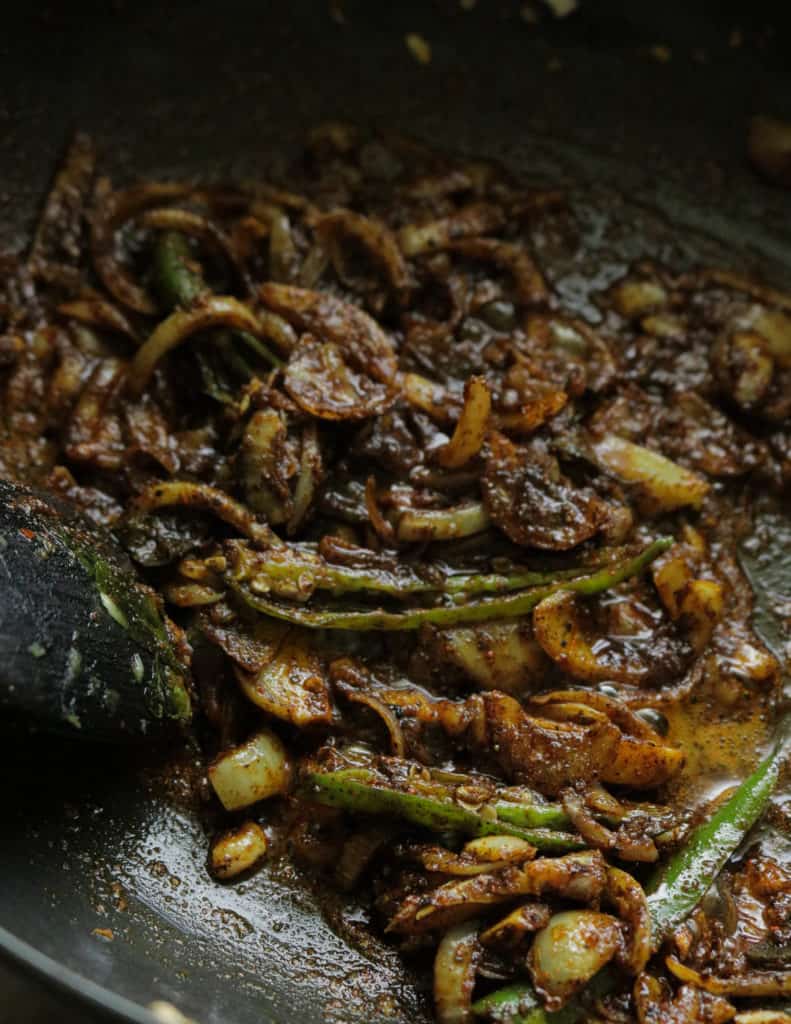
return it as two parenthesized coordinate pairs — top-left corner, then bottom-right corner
(436, 376), (491, 469)
(210, 821), (268, 879)
(529, 909), (621, 1010)
(128, 295), (262, 394)
(131, 479), (275, 547)
(666, 955), (791, 997)
(236, 629), (332, 728)
(286, 422), (323, 536)
(208, 729), (291, 811)
(591, 434), (710, 514)
(398, 202), (505, 257)
(433, 920), (482, 1024)
(340, 687), (405, 757)
(395, 501), (491, 542)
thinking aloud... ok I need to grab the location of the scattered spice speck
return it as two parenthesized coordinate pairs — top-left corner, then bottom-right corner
(649, 44), (672, 63)
(459, 0), (477, 9)
(520, 3), (540, 24)
(546, 56), (564, 72)
(405, 33), (432, 66)
(729, 28), (743, 48)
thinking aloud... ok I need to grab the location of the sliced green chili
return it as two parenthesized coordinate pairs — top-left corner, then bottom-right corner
(233, 545), (598, 602)
(232, 537), (672, 631)
(305, 768), (583, 853)
(153, 230), (206, 309)
(646, 720), (788, 945)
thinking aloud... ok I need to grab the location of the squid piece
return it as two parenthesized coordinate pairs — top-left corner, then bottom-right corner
(236, 624), (332, 727)
(591, 435), (710, 514)
(259, 282), (398, 383)
(315, 208), (410, 297)
(284, 334), (396, 420)
(387, 850), (607, 934)
(410, 836), (537, 877)
(479, 902), (552, 948)
(531, 690), (685, 789)
(605, 866), (651, 974)
(91, 181), (192, 314)
(532, 589), (681, 687)
(666, 956), (791, 998)
(374, 687), (619, 796)
(57, 296), (138, 341)
(482, 433), (605, 550)
(448, 237), (548, 306)
(434, 618), (552, 694)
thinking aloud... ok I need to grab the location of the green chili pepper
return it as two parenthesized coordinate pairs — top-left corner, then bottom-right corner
(153, 230), (206, 309)
(232, 537), (672, 631)
(232, 543), (597, 602)
(305, 768), (583, 853)
(472, 969), (615, 1023)
(493, 800), (571, 831)
(646, 720), (788, 945)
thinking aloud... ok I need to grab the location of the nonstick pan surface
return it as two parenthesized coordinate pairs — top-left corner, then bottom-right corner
(1, 3), (790, 1022)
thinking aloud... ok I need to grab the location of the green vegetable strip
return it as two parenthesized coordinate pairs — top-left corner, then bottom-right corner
(305, 769), (583, 853)
(645, 720), (788, 945)
(493, 800), (571, 831)
(236, 329), (284, 368)
(473, 725), (789, 1022)
(154, 231), (206, 308)
(233, 537), (672, 631)
(472, 970), (615, 1024)
(242, 550), (595, 601)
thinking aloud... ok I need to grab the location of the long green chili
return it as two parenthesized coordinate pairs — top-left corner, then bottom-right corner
(231, 537), (672, 631)
(646, 719), (789, 945)
(232, 544), (602, 602)
(305, 767), (583, 853)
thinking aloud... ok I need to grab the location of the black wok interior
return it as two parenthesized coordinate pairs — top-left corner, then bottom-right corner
(1, 2), (790, 1022)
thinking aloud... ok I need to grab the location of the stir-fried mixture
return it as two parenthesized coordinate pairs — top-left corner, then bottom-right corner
(2, 126), (790, 1024)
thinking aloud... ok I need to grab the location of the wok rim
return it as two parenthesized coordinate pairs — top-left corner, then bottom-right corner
(0, 923), (157, 1024)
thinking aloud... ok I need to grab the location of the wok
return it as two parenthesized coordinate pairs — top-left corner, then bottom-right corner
(1, 2), (790, 1022)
